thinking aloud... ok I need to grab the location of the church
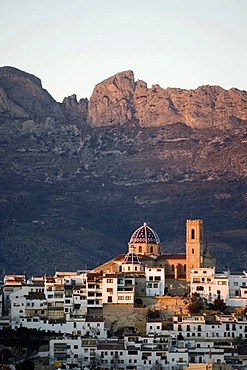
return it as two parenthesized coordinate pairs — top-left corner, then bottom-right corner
(92, 219), (215, 282)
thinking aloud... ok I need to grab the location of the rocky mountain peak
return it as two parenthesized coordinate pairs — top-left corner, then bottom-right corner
(0, 66), (56, 118)
(62, 94), (88, 123)
(88, 70), (135, 126)
(0, 67), (246, 130)
(88, 71), (247, 129)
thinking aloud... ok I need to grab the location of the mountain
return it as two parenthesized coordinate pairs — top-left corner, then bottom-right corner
(0, 66), (246, 276)
(88, 70), (247, 129)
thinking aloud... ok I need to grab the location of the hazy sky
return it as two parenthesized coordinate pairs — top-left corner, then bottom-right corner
(1, 0), (246, 102)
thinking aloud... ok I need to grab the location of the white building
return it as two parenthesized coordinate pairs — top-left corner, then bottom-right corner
(145, 266), (165, 296)
(2, 274), (26, 315)
(172, 313), (247, 340)
(190, 268), (229, 302)
(190, 268), (247, 307)
(227, 271), (247, 297)
(50, 336), (97, 368)
(50, 334), (189, 370)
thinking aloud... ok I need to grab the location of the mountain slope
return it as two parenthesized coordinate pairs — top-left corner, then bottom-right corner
(0, 67), (246, 276)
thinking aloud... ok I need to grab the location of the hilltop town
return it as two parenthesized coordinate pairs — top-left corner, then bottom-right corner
(0, 219), (247, 370)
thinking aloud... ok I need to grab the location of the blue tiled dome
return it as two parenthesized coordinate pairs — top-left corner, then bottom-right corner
(123, 252), (141, 265)
(129, 222), (160, 244)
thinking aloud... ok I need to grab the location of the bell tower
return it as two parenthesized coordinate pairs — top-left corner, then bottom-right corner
(186, 219), (204, 281)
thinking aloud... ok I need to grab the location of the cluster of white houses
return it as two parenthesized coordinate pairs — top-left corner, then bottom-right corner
(190, 268), (247, 307)
(0, 220), (247, 369)
(49, 318), (247, 370)
(47, 312), (247, 369)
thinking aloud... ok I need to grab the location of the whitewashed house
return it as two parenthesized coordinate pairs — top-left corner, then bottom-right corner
(145, 266), (165, 296)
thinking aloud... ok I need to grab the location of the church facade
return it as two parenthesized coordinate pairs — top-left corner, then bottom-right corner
(92, 219), (215, 282)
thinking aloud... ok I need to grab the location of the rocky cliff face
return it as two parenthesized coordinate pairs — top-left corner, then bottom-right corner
(0, 66), (88, 124)
(0, 66), (57, 118)
(1, 67), (246, 129)
(88, 70), (247, 129)
(0, 66), (246, 276)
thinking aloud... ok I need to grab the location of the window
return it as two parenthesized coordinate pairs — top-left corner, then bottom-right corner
(196, 286), (204, 291)
(193, 278), (200, 283)
(107, 288), (113, 293)
(128, 350), (138, 355)
(139, 246), (142, 253)
(191, 229), (195, 239)
(107, 279), (113, 283)
(192, 248), (194, 254)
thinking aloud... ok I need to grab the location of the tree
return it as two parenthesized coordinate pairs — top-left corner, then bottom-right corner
(214, 297), (226, 312)
(147, 308), (161, 320)
(188, 293), (203, 314)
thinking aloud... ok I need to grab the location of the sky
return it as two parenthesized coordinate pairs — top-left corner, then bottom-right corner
(1, 0), (247, 102)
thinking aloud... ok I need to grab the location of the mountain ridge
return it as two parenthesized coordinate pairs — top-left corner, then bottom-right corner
(1, 66), (246, 128)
